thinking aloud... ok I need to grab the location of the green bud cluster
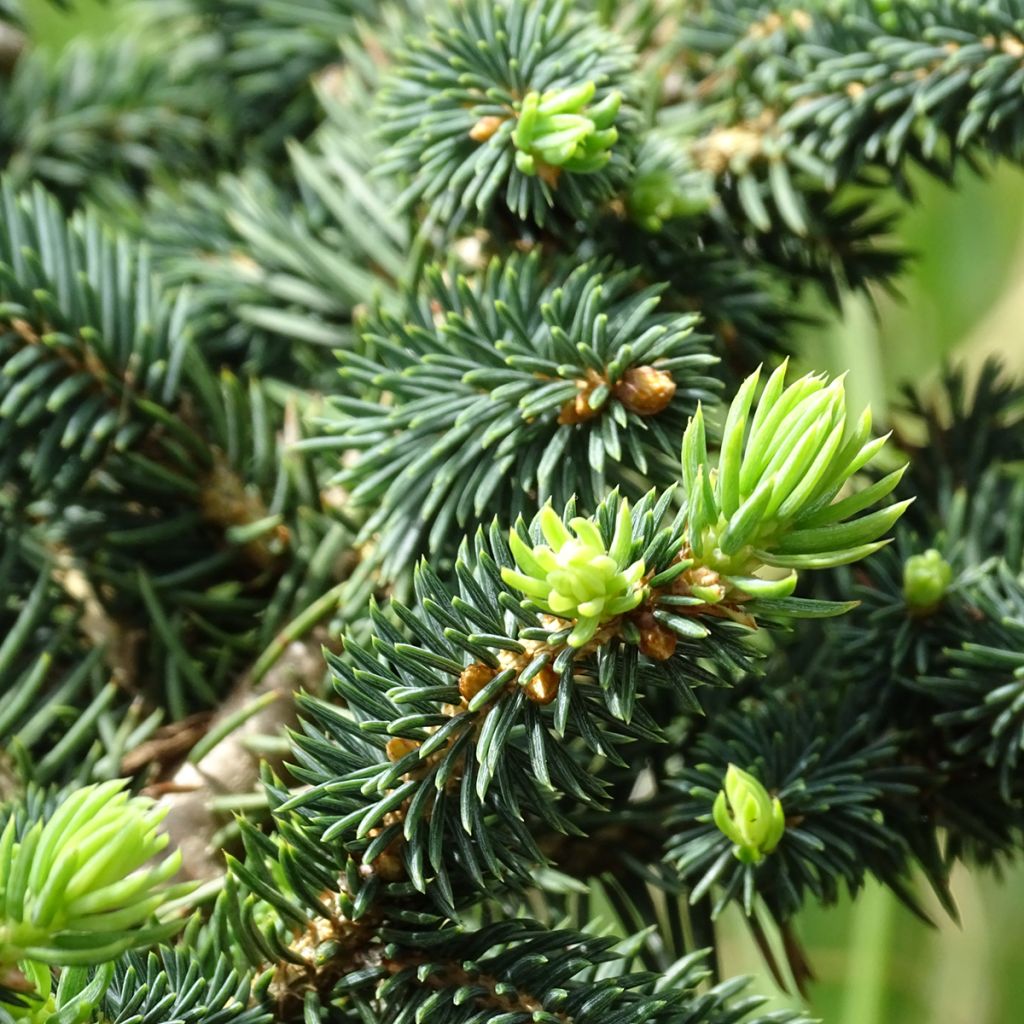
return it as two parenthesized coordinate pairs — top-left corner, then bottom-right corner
(0, 781), (187, 968)
(512, 82), (620, 178)
(712, 764), (785, 865)
(681, 361), (910, 597)
(502, 500), (645, 648)
(903, 548), (953, 611)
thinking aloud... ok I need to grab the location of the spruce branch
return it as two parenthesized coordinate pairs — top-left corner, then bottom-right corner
(893, 358), (1024, 502)
(1, 0), (1022, 1017)
(0, 529), (156, 786)
(278, 477), (892, 922)
(665, 696), (926, 922)
(671, 0), (1024, 256)
(100, 942), (272, 1024)
(333, 916), (809, 1024)
(0, 179), (189, 503)
(193, 850), (809, 1024)
(0, 37), (217, 207)
(135, 0), (376, 153)
(827, 503), (1024, 868)
(581, 216), (809, 371)
(1, 923), (274, 1024)
(924, 568), (1024, 800)
(278, 492), (758, 916)
(320, 253), (718, 578)
(377, 0), (639, 228)
(1, 177), (353, 749)
(141, 123), (407, 381)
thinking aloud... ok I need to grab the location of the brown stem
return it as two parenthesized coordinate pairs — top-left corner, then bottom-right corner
(150, 633), (325, 881)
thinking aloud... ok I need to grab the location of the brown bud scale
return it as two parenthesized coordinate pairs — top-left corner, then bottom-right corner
(469, 115), (505, 142)
(558, 368), (608, 425)
(459, 662), (497, 702)
(536, 161), (562, 189)
(615, 365), (677, 416)
(525, 666), (560, 705)
(634, 610), (678, 661)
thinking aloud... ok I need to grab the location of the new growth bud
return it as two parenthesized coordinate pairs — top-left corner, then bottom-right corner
(712, 764), (785, 864)
(0, 780), (188, 968)
(681, 361), (911, 598)
(512, 82), (621, 180)
(903, 548), (953, 611)
(502, 500), (645, 648)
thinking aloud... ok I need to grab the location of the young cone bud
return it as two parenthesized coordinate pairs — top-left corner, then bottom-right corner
(512, 83), (622, 179)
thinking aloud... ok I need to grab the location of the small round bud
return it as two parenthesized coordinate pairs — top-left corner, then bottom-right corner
(558, 368), (607, 425)
(469, 115), (505, 142)
(459, 662), (497, 702)
(903, 549), (953, 612)
(615, 365), (677, 416)
(628, 167), (711, 231)
(386, 737), (421, 762)
(524, 666), (560, 705)
(558, 390), (602, 425)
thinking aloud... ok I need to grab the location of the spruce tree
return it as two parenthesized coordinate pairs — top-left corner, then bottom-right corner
(2, 1), (1023, 1021)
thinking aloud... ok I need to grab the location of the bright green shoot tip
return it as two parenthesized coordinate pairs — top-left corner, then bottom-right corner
(712, 764), (785, 865)
(0, 779), (190, 969)
(512, 82), (621, 178)
(681, 360), (911, 587)
(502, 500), (645, 648)
(903, 548), (953, 611)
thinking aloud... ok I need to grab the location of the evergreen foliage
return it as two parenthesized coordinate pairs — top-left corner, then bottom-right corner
(2, 0), (1024, 1022)
(321, 255), (717, 576)
(377, 0), (638, 228)
(0, 781), (187, 968)
(0, 36), (216, 206)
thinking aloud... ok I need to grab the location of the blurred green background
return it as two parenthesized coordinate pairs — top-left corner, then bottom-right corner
(20, 1), (1024, 1021)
